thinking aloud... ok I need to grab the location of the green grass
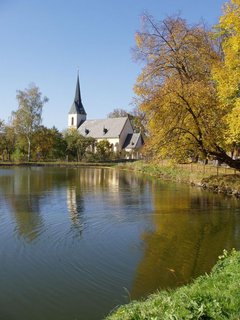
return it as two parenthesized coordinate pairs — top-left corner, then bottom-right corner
(118, 161), (240, 192)
(118, 161), (208, 184)
(106, 250), (240, 320)
(0, 160), (117, 168)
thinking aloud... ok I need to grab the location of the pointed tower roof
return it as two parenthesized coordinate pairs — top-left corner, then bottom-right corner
(68, 74), (87, 115)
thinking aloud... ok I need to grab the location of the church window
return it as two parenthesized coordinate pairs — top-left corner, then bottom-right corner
(71, 117), (74, 125)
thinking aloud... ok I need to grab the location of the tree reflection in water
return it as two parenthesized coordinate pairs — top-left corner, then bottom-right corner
(131, 183), (240, 299)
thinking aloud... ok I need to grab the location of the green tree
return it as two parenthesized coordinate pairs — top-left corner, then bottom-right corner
(0, 121), (16, 161)
(0, 119), (4, 131)
(134, 14), (240, 169)
(32, 126), (67, 161)
(64, 128), (95, 161)
(3, 125), (16, 161)
(0, 120), (5, 160)
(12, 84), (48, 161)
(48, 127), (67, 160)
(95, 140), (113, 161)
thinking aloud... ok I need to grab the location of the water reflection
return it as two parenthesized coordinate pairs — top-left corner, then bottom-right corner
(67, 186), (85, 236)
(131, 183), (240, 299)
(0, 167), (79, 241)
(0, 167), (147, 242)
(0, 168), (44, 241)
(0, 167), (239, 320)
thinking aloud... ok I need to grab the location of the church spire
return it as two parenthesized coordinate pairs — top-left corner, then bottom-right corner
(74, 74), (81, 106)
(68, 73), (87, 129)
(69, 74), (86, 115)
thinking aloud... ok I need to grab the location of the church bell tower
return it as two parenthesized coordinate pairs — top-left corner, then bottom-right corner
(68, 74), (87, 129)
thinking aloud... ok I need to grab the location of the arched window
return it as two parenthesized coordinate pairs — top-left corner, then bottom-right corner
(71, 117), (74, 125)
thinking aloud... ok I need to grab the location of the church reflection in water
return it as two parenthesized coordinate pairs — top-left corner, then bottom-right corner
(66, 185), (85, 236)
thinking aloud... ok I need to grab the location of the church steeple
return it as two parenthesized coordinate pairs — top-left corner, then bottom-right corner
(68, 74), (87, 129)
(74, 75), (81, 106)
(69, 74), (86, 115)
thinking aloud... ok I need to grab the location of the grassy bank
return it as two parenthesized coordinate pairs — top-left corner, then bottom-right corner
(118, 161), (204, 183)
(0, 161), (118, 168)
(106, 250), (240, 320)
(119, 161), (240, 196)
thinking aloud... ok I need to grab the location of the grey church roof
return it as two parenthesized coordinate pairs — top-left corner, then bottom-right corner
(69, 75), (86, 115)
(122, 133), (142, 149)
(78, 117), (131, 138)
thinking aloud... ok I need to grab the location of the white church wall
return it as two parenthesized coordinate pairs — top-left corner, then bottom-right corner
(68, 113), (86, 129)
(68, 114), (78, 128)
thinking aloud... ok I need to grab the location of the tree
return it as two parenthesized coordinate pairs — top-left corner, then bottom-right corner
(31, 126), (67, 160)
(95, 140), (112, 161)
(134, 14), (240, 169)
(48, 127), (67, 160)
(12, 84), (48, 161)
(108, 107), (147, 135)
(131, 106), (147, 135)
(0, 124), (16, 161)
(107, 108), (129, 118)
(0, 119), (4, 131)
(213, 0), (240, 153)
(64, 128), (95, 161)
(0, 120), (6, 160)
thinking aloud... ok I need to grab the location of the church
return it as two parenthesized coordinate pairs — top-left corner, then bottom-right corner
(68, 75), (144, 156)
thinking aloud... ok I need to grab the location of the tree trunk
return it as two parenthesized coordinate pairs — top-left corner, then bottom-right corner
(27, 137), (31, 162)
(209, 149), (240, 171)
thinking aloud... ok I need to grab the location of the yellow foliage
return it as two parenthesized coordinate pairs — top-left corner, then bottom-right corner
(134, 12), (240, 168)
(213, 0), (240, 143)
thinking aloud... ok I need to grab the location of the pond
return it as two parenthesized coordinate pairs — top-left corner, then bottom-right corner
(0, 166), (239, 320)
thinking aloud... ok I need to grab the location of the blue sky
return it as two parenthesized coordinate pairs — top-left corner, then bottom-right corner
(0, 0), (226, 130)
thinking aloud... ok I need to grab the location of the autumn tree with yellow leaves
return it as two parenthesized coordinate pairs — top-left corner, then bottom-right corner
(134, 3), (240, 169)
(213, 0), (240, 157)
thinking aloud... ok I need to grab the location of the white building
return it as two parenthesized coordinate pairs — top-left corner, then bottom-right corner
(68, 75), (144, 155)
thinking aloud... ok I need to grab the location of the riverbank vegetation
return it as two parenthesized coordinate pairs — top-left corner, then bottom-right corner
(106, 250), (240, 320)
(119, 160), (240, 195)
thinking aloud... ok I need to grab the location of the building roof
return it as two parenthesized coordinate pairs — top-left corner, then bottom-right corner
(122, 133), (142, 149)
(69, 75), (86, 115)
(78, 117), (130, 138)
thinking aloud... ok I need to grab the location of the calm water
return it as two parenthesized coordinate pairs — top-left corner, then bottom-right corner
(0, 166), (240, 320)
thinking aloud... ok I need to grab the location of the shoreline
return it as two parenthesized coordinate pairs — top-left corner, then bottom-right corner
(1, 160), (240, 198)
(0, 161), (117, 168)
(117, 161), (240, 198)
